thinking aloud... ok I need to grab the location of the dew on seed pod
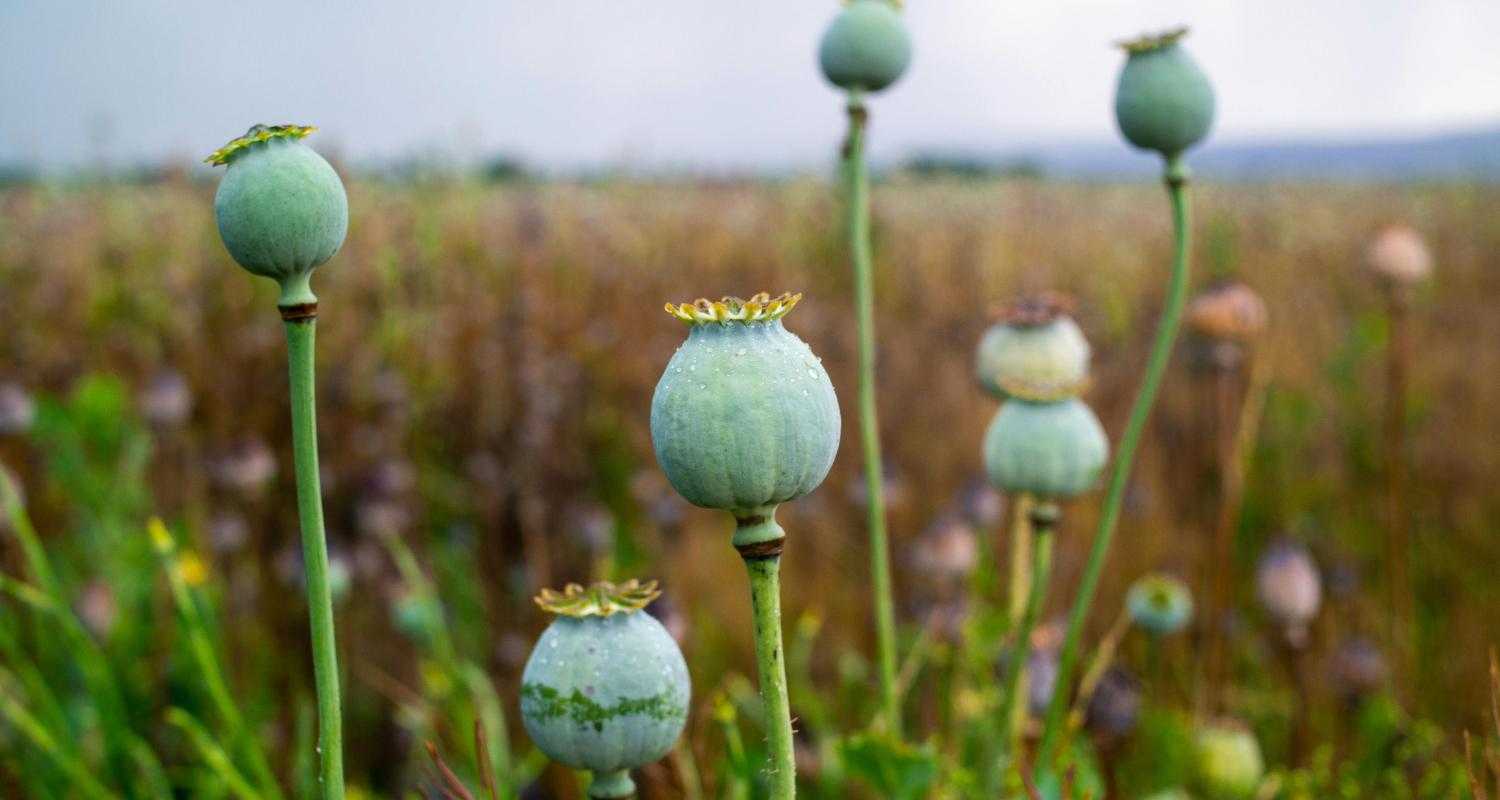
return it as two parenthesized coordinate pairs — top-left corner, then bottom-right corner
(1365, 223), (1433, 286)
(1255, 541), (1322, 647)
(139, 370), (194, 429)
(521, 581), (690, 799)
(0, 383), (36, 436)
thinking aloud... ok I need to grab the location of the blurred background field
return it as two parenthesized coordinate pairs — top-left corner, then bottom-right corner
(2, 174), (1498, 796)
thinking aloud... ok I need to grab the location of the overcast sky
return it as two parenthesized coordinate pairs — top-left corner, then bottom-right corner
(4, 1), (1499, 171)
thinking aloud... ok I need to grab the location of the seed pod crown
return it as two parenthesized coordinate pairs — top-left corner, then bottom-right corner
(209, 123), (349, 307)
(975, 293), (1092, 401)
(650, 292), (840, 522)
(1114, 27), (1216, 158)
(521, 580), (691, 799)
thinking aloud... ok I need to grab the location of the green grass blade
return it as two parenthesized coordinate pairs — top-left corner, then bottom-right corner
(0, 668), (120, 800)
(167, 707), (265, 800)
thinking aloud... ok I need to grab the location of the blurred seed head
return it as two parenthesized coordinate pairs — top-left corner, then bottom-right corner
(356, 498), (411, 540)
(975, 294), (1091, 402)
(207, 511), (250, 554)
(955, 476), (1005, 529)
(0, 383), (36, 436)
(138, 370), (193, 429)
(211, 439), (278, 496)
(1255, 540), (1322, 646)
(1331, 637), (1388, 701)
(845, 464), (910, 513)
(909, 515), (979, 583)
(75, 580), (118, 638)
(563, 500), (615, 557)
(1365, 224), (1433, 286)
(1185, 281), (1268, 342)
(1086, 666), (1142, 740)
(1126, 572), (1194, 636)
(1193, 720), (1265, 800)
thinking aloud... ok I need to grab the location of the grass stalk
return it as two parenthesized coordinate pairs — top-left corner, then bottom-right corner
(0, 669), (119, 800)
(1384, 286), (1414, 692)
(282, 313), (345, 800)
(1036, 156), (1194, 769)
(841, 89), (901, 737)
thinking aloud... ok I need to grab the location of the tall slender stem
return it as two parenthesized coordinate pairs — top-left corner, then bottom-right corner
(998, 506), (1057, 752)
(1007, 493), (1036, 629)
(741, 546), (796, 799)
(842, 90), (901, 736)
(283, 313), (345, 800)
(1036, 157), (1194, 769)
(1384, 288), (1413, 694)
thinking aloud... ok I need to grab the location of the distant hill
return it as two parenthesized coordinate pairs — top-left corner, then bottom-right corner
(903, 126), (1500, 182)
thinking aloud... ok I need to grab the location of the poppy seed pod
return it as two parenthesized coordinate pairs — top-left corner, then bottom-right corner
(1126, 573), (1194, 636)
(520, 581), (690, 799)
(1114, 28), (1216, 158)
(983, 398), (1109, 499)
(975, 294), (1091, 401)
(1185, 282), (1268, 342)
(1255, 541), (1322, 645)
(650, 293), (840, 545)
(208, 124), (348, 307)
(1193, 722), (1265, 800)
(818, 0), (912, 93)
(1365, 223), (1433, 286)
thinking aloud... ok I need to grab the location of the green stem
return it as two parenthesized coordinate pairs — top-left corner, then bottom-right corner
(842, 90), (901, 736)
(741, 548), (797, 798)
(1035, 156), (1193, 769)
(283, 316), (345, 800)
(998, 510), (1056, 753)
(588, 768), (635, 799)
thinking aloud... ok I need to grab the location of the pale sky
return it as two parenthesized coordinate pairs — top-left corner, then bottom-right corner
(4, 0), (1499, 170)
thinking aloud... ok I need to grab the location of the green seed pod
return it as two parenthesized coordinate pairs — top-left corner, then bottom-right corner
(1114, 28), (1215, 158)
(975, 294), (1090, 401)
(1193, 722), (1265, 800)
(983, 398), (1108, 499)
(520, 581), (690, 799)
(1125, 573), (1194, 636)
(207, 124), (349, 307)
(650, 293), (840, 542)
(818, 0), (912, 93)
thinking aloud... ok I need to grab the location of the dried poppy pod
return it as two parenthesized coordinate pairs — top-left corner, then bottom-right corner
(520, 581), (690, 799)
(1365, 223), (1433, 287)
(1255, 541), (1322, 646)
(1115, 28), (1216, 159)
(975, 293), (1091, 402)
(984, 398), (1109, 500)
(1126, 573), (1194, 636)
(208, 124), (349, 307)
(818, 0), (912, 93)
(650, 292), (840, 547)
(1185, 281), (1267, 342)
(1194, 721), (1265, 800)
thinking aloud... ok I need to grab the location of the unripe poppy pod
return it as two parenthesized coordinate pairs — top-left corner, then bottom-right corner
(1126, 573), (1194, 636)
(818, 0), (912, 93)
(983, 398), (1108, 499)
(975, 293), (1091, 401)
(521, 580), (691, 799)
(650, 293), (840, 537)
(1114, 28), (1216, 158)
(207, 124), (348, 307)
(1193, 722), (1265, 800)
